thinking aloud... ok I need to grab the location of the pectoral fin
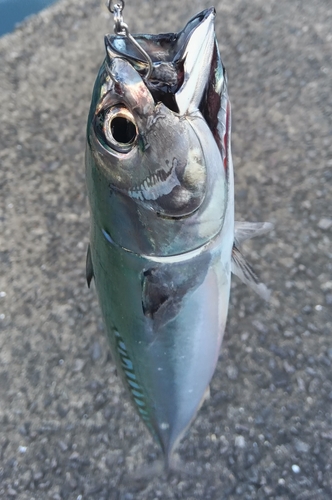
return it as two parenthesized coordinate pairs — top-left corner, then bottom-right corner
(231, 244), (271, 301)
(86, 245), (94, 288)
(234, 221), (274, 245)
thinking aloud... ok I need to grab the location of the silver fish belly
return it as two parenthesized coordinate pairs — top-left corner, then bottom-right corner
(85, 7), (271, 465)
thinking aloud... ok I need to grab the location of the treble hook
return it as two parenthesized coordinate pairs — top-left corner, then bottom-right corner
(106, 1), (153, 80)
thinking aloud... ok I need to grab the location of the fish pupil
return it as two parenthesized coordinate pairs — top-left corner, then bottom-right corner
(111, 117), (136, 144)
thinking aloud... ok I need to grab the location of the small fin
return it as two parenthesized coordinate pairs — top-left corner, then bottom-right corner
(234, 221), (274, 245)
(86, 245), (94, 288)
(231, 244), (271, 301)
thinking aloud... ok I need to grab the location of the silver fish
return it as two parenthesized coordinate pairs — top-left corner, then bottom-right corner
(85, 7), (272, 466)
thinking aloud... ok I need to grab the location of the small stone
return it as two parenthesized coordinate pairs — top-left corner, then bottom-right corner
(321, 281), (332, 291)
(297, 377), (305, 391)
(18, 446), (27, 454)
(72, 359), (85, 372)
(295, 439), (310, 453)
(284, 329), (294, 337)
(33, 471), (43, 481)
(7, 488), (17, 497)
(308, 378), (320, 393)
(18, 422), (30, 436)
(50, 458), (58, 470)
(301, 200), (311, 209)
(235, 435), (246, 448)
(58, 440), (68, 452)
(94, 393), (107, 410)
(39, 481), (51, 490)
(43, 396), (53, 408)
(292, 464), (301, 473)
(103, 406), (112, 421)
(226, 365), (238, 380)
(325, 294), (332, 305)
(283, 361), (295, 374)
(321, 431), (332, 440)
(241, 331), (249, 341)
(318, 218), (332, 230)
(252, 320), (268, 333)
(56, 404), (69, 418)
(90, 341), (102, 361)
(20, 470), (32, 486)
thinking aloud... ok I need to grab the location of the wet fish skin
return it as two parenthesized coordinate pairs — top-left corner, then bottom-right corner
(85, 8), (271, 465)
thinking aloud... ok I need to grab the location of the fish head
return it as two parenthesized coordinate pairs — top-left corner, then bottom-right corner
(87, 8), (226, 219)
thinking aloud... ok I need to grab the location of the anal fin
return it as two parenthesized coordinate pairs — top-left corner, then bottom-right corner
(86, 244), (94, 288)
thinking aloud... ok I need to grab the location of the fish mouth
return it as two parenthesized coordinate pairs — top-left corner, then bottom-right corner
(127, 160), (180, 202)
(105, 8), (215, 72)
(104, 8), (216, 113)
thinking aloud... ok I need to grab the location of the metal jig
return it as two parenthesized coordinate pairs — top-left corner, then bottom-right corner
(106, 1), (153, 80)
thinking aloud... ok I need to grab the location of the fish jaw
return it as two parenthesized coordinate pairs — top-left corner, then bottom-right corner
(175, 8), (216, 115)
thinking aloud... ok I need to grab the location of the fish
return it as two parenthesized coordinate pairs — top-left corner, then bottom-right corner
(85, 7), (272, 468)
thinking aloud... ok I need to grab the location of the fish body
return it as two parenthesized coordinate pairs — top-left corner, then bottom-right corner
(86, 8), (271, 464)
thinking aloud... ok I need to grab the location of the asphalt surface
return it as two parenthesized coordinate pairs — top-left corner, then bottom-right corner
(0, 0), (331, 498)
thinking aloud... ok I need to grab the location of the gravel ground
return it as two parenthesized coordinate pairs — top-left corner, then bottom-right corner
(0, 0), (331, 498)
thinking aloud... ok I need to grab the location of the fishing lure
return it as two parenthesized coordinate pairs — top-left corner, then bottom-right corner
(85, 1), (272, 467)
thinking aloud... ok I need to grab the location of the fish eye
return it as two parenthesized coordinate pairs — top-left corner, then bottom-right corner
(101, 106), (138, 153)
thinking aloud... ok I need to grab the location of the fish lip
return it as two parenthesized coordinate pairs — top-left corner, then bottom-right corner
(174, 7), (216, 60)
(174, 9), (216, 115)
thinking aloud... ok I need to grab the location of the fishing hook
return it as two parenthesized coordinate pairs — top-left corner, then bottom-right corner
(106, 0), (153, 80)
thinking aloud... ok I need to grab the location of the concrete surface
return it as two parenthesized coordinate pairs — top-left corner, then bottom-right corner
(0, 0), (331, 498)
